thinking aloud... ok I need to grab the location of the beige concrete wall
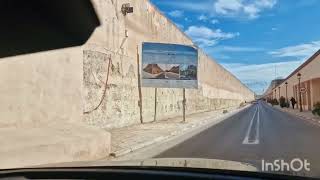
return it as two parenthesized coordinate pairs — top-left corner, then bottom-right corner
(312, 79), (320, 104)
(0, 0), (254, 129)
(83, 0), (254, 129)
(278, 53), (320, 100)
(0, 48), (83, 127)
(267, 51), (320, 109)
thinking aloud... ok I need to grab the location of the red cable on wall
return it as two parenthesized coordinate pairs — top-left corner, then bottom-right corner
(84, 57), (112, 114)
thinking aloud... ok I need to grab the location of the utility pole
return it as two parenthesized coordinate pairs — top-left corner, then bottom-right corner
(137, 46), (143, 123)
(285, 82), (288, 106)
(182, 88), (186, 122)
(297, 73), (303, 112)
(153, 88), (157, 122)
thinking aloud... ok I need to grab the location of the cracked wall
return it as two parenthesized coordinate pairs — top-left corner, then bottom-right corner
(0, 0), (254, 129)
(82, 0), (254, 129)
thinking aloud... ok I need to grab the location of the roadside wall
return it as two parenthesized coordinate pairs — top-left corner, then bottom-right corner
(82, 0), (254, 129)
(0, 0), (254, 129)
(280, 52), (320, 110)
(266, 50), (320, 110)
(0, 48), (83, 127)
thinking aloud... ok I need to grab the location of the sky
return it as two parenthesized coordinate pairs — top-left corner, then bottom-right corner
(150, 0), (320, 95)
(143, 43), (198, 65)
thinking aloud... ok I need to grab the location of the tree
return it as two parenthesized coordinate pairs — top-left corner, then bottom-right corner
(312, 102), (320, 117)
(279, 96), (287, 108)
(270, 98), (279, 106)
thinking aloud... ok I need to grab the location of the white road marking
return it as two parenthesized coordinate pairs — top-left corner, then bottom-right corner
(243, 103), (260, 145)
(255, 105), (260, 144)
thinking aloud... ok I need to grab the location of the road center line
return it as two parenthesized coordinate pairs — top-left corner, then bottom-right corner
(255, 104), (260, 144)
(242, 104), (260, 145)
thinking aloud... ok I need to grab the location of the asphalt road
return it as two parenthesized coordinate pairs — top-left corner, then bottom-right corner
(156, 101), (320, 177)
(155, 72), (180, 79)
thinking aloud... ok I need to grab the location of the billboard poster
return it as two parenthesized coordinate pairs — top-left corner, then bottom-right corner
(141, 42), (198, 89)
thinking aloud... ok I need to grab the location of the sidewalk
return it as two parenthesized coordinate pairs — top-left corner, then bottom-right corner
(108, 105), (250, 158)
(0, 123), (110, 169)
(274, 105), (320, 124)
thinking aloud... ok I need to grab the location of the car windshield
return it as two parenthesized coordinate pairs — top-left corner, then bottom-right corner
(1, 0), (320, 178)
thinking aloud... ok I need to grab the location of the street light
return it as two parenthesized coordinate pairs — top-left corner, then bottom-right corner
(272, 88), (274, 99)
(285, 82), (288, 107)
(121, 3), (134, 16)
(297, 73), (303, 112)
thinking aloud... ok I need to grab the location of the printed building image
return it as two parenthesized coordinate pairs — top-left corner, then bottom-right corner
(180, 64), (197, 80)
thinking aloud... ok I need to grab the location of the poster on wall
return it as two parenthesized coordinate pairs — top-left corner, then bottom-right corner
(141, 42), (198, 89)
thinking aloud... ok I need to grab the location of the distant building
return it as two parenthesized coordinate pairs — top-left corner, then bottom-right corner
(264, 79), (285, 100)
(264, 50), (320, 111)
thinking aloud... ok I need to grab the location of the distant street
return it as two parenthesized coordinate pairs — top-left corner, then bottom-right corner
(156, 101), (320, 177)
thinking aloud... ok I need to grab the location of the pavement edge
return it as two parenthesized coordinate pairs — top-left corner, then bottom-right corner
(112, 104), (253, 161)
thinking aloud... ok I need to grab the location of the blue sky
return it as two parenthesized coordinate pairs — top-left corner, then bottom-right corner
(150, 0), (320, 94)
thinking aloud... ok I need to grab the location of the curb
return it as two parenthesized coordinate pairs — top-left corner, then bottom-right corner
(112, 104), (252, 159)
(275, 107), (320, 126)
(113, 135), (171, 157)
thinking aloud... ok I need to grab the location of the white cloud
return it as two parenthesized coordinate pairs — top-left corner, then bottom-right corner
(222, 60), (304, 94)
(168, 10), (184, 18)
(198, 14), (208, 21)
(160, 0), (277, 20)
(214, 0), (243, 15)
(269, 41), (320, 58)
(198, 15), (219, 24)
(196, 38), (219, 47)
(211, 19), (219, 24)
(213, 0), (277, 19)
(243, 4), (260, 19)
(185, 26), (239, 47)
(255, 0), (278, 8)
(213, 45), (264, 52)
(271, 27), (278, 31)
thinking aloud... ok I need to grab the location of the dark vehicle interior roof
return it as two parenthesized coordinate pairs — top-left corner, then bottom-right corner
(0, 0), (100, 58)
